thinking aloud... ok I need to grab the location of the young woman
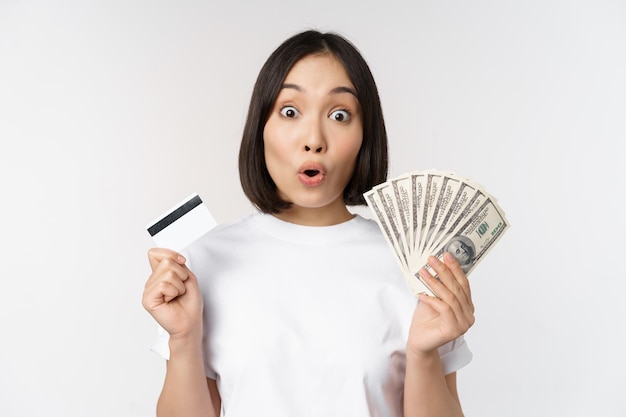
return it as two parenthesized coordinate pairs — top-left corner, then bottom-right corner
(142, 30), (475, 417)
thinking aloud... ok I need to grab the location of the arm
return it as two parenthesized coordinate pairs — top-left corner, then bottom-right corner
(156, 337), (220, 417)
(404, 252), (475, 417)
(404, 353), (463, 417)
(142, 248), (220, 417)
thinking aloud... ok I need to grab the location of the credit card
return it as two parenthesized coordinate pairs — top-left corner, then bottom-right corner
(146, 193), (217, 251)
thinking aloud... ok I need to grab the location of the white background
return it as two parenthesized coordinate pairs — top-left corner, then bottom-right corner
(1, 1), (625, 416)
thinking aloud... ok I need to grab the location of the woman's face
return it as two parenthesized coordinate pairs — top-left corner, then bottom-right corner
(263, 53), (363, 224)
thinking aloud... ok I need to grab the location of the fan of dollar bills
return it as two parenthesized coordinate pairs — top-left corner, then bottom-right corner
(364, 169), (509, 297)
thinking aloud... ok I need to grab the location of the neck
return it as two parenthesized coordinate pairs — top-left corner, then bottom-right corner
(272, 204), (355, 226)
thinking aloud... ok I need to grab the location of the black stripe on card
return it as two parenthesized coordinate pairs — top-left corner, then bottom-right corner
(147, 195), (203, 237)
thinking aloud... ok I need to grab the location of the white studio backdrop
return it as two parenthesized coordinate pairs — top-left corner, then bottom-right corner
(1, 1), (625, 416)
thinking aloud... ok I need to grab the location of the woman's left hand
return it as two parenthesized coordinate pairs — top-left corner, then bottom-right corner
(407, 251), (475, 355)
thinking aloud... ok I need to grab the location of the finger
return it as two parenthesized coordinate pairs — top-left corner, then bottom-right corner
(428, 255), (472, 316)
(443, 252), (473, 307)
(182, 269), (200, 295)
(145, 255), (190, 288)
(150, 268), (187, 297)
(425, 256), (463, 300)
(156, 280), (183, 304)
(443, 252), (474, 319)
(181, 270), (204, 312)
(419, 266), (464, 323)
(431, 254), (475, 328)
(421, 256), (475, 330)
(418, 293), (473, 339)
(147, 247), (186, 271)
(417, 291), (454, 317)
(143, 277), (183, 311)
(161, 281), (184, 303)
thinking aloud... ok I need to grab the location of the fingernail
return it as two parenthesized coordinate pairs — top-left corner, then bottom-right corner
(177, 255), (186, 263)
(443, 252), (455, 263)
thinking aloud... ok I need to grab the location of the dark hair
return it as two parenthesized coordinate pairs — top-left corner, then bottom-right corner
(238, 30), (388, 213)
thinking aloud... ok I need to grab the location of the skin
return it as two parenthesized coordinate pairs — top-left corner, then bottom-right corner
(405, 253), (475, 417)
(263, 53), (363, 226)
(143, 250), (219, 417)
(142, 53), (475, 417)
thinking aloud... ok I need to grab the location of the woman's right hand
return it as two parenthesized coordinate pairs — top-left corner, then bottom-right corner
(142, 248), (204, 341)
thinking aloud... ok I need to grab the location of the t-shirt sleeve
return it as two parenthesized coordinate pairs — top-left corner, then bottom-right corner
(150, 324), (171, 360)
(437, 335), (472, 375)
(203, 355), (217, 380)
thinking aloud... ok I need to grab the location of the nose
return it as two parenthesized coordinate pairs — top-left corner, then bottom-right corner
(303, 117), (326, 153)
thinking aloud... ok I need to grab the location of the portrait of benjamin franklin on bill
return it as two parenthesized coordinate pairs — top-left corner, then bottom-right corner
(444, 235), (476, 273)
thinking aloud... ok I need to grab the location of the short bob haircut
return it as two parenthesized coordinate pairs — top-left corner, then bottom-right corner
(239, 30), (388, 214)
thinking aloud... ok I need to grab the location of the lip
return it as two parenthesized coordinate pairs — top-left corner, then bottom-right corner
(297, 162), (326, 187)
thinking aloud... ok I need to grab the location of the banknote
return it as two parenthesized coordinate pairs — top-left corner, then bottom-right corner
(409, 171), (427, 256)
(424, 178), (478, 257)
(421, 171), (461, 258)
(364, 170), (509, 297)
(416, 195), (509, 282)
(364, 188), (409, 271)
(390, 175), (412, 255)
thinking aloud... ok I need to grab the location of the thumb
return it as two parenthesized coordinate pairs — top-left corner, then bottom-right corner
(181, 268), (203, 307)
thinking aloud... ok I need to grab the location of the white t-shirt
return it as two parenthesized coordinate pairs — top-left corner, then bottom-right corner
(153, 213), (472, 417)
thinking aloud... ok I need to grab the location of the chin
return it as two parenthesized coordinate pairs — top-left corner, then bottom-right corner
(279, 186), (346, 210)
(293, 197), (345, 211)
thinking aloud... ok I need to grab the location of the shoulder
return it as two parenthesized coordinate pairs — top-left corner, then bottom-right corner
(180, 213), (261, 268)
(351, 214), (384, 236)
(191, 213), (259, 244)
(349, 214), (390, 250)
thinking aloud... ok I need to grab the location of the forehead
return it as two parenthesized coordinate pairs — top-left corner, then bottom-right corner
(283, 53), (354, 89)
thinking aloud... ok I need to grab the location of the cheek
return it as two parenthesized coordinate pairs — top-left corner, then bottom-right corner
(263, 117), (293, 156)
(341, 134), (363, 168)
(334, 143), (363, 186)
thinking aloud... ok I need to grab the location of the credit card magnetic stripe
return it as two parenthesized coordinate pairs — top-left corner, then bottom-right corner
(147, 194), (203, 237)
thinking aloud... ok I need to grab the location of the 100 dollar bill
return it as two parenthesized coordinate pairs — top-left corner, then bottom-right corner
(415, 196), (509, 289)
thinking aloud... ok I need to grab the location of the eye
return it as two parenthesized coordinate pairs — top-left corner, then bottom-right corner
(280, 106), (300, 118)
(329, 109), (351, 122)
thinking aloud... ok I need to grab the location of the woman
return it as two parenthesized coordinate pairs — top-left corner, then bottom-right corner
(143, 29), (475, 417)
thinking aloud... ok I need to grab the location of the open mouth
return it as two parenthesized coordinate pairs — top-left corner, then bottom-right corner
(298, 163), (326, 186)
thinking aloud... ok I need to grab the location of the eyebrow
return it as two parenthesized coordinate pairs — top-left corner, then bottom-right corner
(330, 86), (358, 97)
(281, 83), (358, 97)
